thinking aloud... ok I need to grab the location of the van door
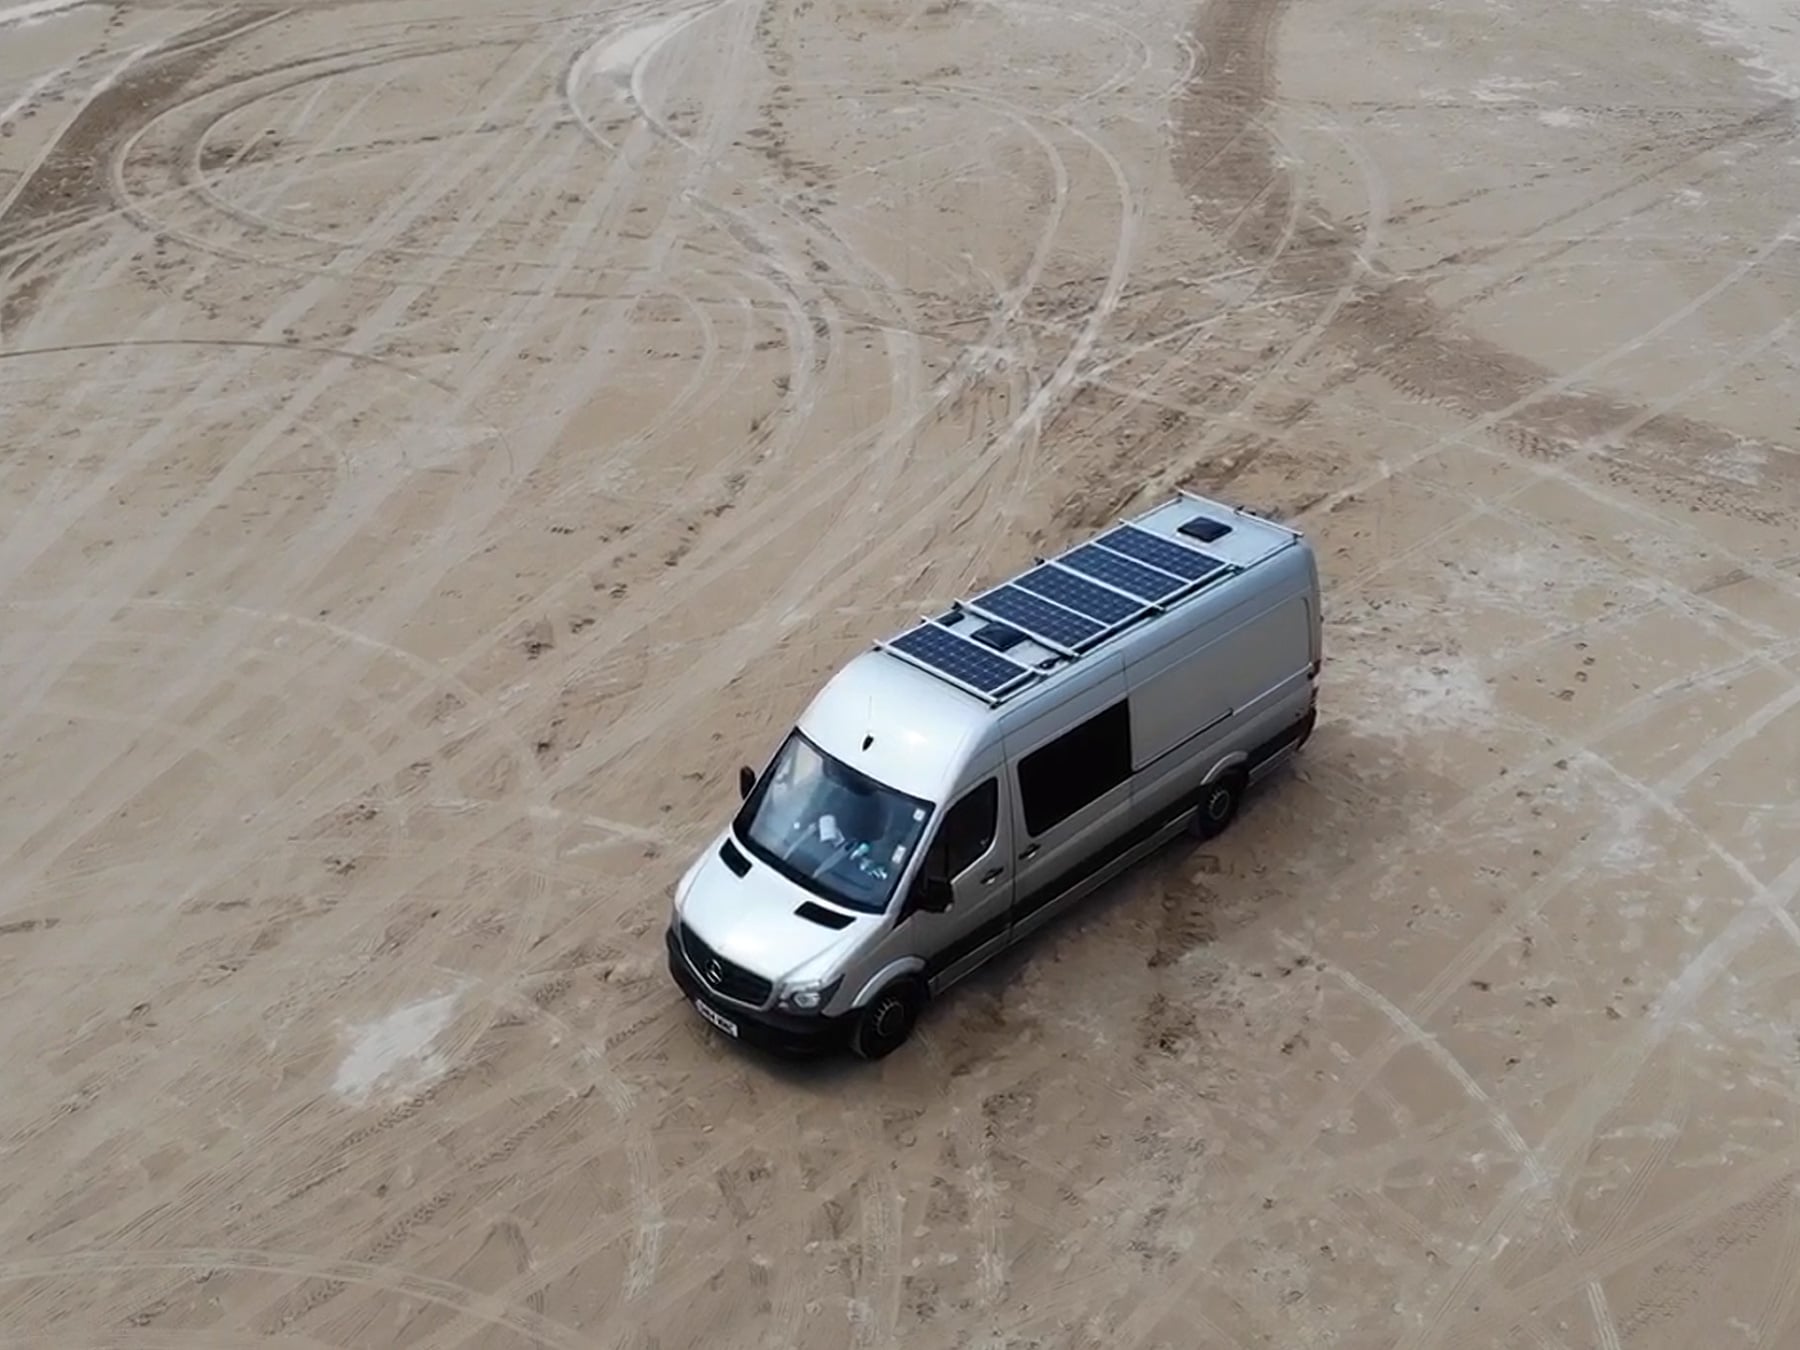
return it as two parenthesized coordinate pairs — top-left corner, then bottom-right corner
(900, 771), (1015, 993)
(1125, 616), (1237, 825)
(1004, 669), (1137, 942)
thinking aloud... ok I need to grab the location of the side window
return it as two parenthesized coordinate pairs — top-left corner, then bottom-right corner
(1017, 701), (1132, 837)
(941, 778), (998, 879)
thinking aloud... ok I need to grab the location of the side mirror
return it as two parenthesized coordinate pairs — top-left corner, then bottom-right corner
(738, 765), (756, 800)
(915, 874), (954, 913)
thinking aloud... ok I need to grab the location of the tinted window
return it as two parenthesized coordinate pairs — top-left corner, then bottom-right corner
(1017, 701), (1132, 837)
(939, 778), (998, 879)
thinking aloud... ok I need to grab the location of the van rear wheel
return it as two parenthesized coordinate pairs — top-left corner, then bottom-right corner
(1192, 770), (1244, 840)
(850, 978), (923, 1060)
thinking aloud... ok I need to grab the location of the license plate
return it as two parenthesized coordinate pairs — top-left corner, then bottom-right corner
(695, 999), (738, 1038)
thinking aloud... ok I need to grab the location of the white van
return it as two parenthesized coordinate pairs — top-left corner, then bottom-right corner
(665, 491), (1322, 1059)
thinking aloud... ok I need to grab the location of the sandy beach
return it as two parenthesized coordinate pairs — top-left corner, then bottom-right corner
(4, 0), (1800, 1344)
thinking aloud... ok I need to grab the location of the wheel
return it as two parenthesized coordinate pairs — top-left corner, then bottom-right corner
(1191, 770), (1245, 840)
(850, 978), (924, 1060)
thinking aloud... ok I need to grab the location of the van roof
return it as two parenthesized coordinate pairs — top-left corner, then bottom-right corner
(796, 649), (993, 802)
(871, 491), (1303, 709)
(792, 493), (1305, 803)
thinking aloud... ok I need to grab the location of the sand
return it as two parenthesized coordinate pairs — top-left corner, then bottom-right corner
(4, 0), (1800, 1345)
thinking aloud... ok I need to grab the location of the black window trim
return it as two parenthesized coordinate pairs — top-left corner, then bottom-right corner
(903, 775), (1000, 918)
(938, 775), (1000, 881)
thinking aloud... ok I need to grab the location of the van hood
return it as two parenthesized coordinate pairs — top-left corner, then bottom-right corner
(675, 832), (878, 988)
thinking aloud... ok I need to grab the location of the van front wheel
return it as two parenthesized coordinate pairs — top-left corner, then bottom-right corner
(850, 978), (923, 1060)
(1192, 771), (1244, 840)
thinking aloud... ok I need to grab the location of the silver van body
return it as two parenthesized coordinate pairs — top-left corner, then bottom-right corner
(665, 491), (1322, 1058)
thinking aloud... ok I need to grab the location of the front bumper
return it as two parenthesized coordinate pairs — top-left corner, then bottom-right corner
(664, 925), (849, 1057)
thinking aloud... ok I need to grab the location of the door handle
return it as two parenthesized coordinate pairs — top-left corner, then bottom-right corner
(1018, 843), (1040, 860)
(980, 867), (1005, 885)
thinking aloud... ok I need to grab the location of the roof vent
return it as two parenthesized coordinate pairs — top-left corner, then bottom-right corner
(1177, 514), (1232, 543)
(970, 621), (1027, 652)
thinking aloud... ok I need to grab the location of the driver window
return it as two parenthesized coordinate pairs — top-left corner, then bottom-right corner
(934, 778), (999, 881)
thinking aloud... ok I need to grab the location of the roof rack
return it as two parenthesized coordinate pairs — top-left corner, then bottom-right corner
(874, 494), (1253, 706)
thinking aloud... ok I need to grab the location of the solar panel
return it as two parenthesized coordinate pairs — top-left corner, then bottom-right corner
(888, 623), (1033, 696)
(1015, 564), (1146, 626)
(971, 585), (1106, 651)
(1097, 525), (1228, 583)
(874, 494), (1276, 705)
(1059, 543), (1187, 602)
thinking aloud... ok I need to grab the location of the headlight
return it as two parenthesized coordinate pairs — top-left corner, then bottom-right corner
(777, 977), (841, 1012)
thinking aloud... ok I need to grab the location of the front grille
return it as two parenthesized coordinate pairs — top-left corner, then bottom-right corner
(679, 923), (773, 1006)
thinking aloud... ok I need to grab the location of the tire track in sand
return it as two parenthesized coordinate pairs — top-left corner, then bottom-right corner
(0, 1247), (591, 1350)
(0, 24), (598, 1245)
(1109, 631), (1800, 1347)
(0, 32), (429, 515)
(1154, 0), (1800, 522)
(5, 1), (775, 1323)
(0, 9), (294, 337)
(0, 38), (583, 929)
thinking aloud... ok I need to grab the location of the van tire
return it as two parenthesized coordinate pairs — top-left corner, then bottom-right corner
(1192, 770), (1245, 840)
(850, 978), (924, 1060)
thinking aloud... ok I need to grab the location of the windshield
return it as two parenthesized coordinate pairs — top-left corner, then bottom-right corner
(733, 730), (934, 914)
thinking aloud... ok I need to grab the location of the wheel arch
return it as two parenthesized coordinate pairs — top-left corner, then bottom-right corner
(1202, 751), (1250, 786)
(850, 957), (927, 1009)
